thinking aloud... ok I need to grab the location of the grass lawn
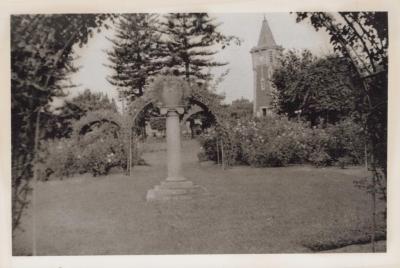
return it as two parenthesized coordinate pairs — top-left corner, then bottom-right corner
(12, 140), (386, 255)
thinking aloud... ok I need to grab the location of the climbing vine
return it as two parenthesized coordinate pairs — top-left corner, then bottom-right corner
(71, 109), (125, 139)
(68, 109), (134, 176)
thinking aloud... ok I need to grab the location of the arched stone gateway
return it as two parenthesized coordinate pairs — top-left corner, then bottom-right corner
(125, 76), (234, 201)
(71, 109), (125, 140)
(71, 86), (234, 161)
(126, 82), (234, 167)
(125, 93), (155, 132)
(71, 77), (233, 201)
(181, 104), (203, 125)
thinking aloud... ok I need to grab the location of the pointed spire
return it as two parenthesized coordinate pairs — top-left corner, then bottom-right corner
(257, 16), (276, 47)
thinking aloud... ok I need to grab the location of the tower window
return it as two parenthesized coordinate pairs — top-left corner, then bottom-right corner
(268, 67), (273, 79)
(269, 51), (273, 63)
(262, 108), (267, 117)
(261, 78), (266, 91)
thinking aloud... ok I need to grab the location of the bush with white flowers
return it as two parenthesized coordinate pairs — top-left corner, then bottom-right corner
(198, 115), (364, 168)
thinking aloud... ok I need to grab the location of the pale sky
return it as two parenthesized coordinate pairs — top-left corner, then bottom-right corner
(67, 13), (333, 106)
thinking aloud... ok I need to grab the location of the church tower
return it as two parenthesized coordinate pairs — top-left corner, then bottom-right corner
(250, 17), (283, 117)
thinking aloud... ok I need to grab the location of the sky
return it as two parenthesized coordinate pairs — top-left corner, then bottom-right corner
(67, 13), (333, 107)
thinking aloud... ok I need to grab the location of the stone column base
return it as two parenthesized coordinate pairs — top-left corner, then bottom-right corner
(146, 180), (202, 201)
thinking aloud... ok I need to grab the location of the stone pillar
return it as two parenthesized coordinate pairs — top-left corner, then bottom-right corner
(165, 109), (184, 181)
(145, 76), (202, 201)
(146, 106), (200, 201)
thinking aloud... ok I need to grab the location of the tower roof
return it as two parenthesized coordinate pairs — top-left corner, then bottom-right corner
(257, 17), (276, 47)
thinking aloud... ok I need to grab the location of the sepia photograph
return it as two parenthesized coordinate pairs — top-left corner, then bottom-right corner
(3, 2), (396, 265)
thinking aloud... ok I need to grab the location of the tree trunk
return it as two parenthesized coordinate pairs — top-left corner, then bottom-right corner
(189, 119), (194, 139)
(129, 128), (132, 176)
(371, 155), (377, 252)
(185, 62), (190, 80)
(216, 139), (220, 165)
(32, 108), (41, 256)
(221, 139), (225, 170)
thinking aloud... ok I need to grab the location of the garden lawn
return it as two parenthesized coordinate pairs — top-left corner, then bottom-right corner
(13, 140), (385, 255)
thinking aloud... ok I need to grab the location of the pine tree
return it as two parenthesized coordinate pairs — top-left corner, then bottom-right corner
(106, 14), (163, 102)
(159, 13), (240, 81)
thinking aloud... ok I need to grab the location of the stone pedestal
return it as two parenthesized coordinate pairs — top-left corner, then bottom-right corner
(146, 107), (201, 201)
(146, 180), (201, 201)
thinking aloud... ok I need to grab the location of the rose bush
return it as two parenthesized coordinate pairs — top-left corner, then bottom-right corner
(39, 123), (140, 179)
(38, 138), (79, 180)
(198, 115), (364, 168)
(197, 128), (220, 162)
(78, 134), (127, 176)
(233, 116), (309, 167)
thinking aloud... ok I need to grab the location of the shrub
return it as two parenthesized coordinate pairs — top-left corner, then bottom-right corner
(78, 136), (126, 176)
(197, 115), (365, 168)
(39, 138), (80, 180)
(308, 150), (332, 167)
(149, 117), (166, 132)
(198, 115), (309, 167)
(40, 124), (131, 179)
(231, 116), (310, 167)
(303, 126), (332, 166)
(325, 118), (365, 164)
(197, 128), (219, 162)
(304, 119), (365, 166)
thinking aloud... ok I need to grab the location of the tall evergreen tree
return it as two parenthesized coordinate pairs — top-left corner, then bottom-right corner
(159, 13), (240, 81)
(106, 14), (163, 102)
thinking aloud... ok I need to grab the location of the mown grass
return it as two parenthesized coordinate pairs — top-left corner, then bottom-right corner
(12, 140), (385, 255)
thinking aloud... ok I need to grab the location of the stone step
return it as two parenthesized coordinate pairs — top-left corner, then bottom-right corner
(146, 191), (193, 201)
(152, 187), (189, 195)
(159, 180), (194, 189)
(146, 180), (202, 201)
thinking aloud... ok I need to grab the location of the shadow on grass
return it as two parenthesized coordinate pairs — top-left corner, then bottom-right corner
(301, 226), (386, 252)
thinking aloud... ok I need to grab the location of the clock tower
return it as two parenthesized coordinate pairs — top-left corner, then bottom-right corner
(250, 17), (283, 117)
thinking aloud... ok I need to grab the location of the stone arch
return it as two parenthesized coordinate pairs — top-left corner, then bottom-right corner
(70, 109), (133, 175)
(126, 85), (235, 167)
(188, 86), (235, 167)
(71, 109), (125, 140)
(181, 104), (203, 125)
(125, 91), (158, 132)
(127, 89), (229, 134)
(188, 86), (230, 129)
